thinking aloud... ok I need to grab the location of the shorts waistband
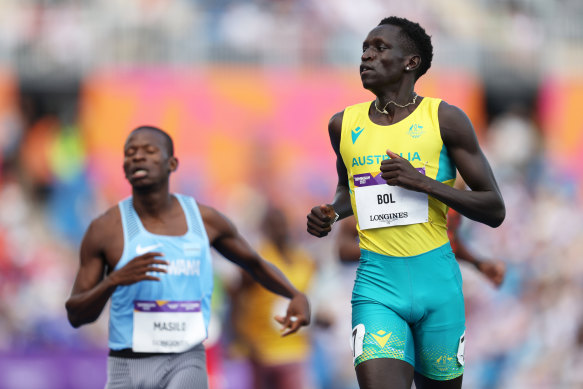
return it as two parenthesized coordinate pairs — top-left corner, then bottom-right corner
(109, 343), (205, 359)
(360, 242), (452, 261)
(108, 348), (174, 358)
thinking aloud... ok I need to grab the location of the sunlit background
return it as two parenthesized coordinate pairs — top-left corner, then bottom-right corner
(0, 1), (582, 388)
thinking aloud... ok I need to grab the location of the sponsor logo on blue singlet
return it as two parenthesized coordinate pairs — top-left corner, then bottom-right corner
(352, 126), (365, 144)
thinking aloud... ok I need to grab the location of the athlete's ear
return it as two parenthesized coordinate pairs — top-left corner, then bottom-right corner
(169, 156), (179, 172)
(405, 55), (420, 71)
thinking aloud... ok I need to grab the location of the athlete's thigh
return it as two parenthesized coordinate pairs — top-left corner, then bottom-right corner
(352, 300), (415, 367)
(412, 247), (465, 381)
(166, 344), (209, 389)
(106, 356), (164, 389)
(412, 322), (465, 382)
(356, 358), (414, 389)
(351, 301), (416, 389)
(105, 357), (133, 389)
(414, 371), (463, 389)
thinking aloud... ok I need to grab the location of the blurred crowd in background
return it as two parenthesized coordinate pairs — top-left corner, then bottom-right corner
(0, 1), (583, 389)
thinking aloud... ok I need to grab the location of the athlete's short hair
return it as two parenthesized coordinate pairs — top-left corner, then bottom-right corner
(131, 125), (174, 156)
(378, 16), (433, 80)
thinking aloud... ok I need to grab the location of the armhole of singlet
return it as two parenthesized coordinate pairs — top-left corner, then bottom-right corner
(176, 194), (209, 244)
(116, 198), (138, 270)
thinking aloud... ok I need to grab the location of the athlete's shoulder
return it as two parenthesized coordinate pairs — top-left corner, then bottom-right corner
(344, 101), (371, 115)
(197, 203), (237, 244)
(437, 99), (470, 123)
(349, 100), (372, 109)
(93, 204), (121, 229)
(173, 192), (194, 201)
(197, 203), (228, 229)
(197, 202), (217, 220)
(437, 100), (475, 139)
(172, 192), (200, 210)
(83, 204), (122, 250)
(329, 110), (344, 129)
(330, 101), (368, 132)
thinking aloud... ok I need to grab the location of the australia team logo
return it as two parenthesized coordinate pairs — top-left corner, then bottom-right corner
(408, 123), (424, 138)
(434, 354), (455, 372)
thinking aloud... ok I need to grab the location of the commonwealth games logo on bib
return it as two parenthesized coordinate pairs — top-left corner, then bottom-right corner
(408, 123), (424, 138)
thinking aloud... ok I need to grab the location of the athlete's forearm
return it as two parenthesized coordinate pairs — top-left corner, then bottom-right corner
(339, 243), (361, 263)
(332, 184), (353, 221)
(65, 277), (117, 328)
(452, 238), (481, 268)
(245, 259), (302, 299)
(427, 181), (505, 227)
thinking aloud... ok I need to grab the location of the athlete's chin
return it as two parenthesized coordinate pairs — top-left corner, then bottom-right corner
(360, 77), (377, 90)
(129, 179), (158, 191)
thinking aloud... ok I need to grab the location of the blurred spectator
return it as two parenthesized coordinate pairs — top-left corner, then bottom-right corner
(227, 205), (316, 389)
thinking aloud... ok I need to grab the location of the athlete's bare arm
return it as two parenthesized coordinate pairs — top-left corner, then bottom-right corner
(65, 207), (168, 328)
(338, 217), (361, 263)
(379, 101), (505, 227)
(452, 237), (506, 287)
(307, 111), (354, 238)
(200, 204), (310, 336)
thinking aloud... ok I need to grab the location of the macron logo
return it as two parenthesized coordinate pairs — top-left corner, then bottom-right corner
(136, 243), (163, 255)
(352, 126), (365, 144)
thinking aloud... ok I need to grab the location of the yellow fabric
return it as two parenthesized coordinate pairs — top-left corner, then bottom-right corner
(339, 97), (456, 257)
(232, 241), (315, 365)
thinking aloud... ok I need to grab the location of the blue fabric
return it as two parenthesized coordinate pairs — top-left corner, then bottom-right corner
(351, 243), (465, 380)
(108, 194), (213, 350)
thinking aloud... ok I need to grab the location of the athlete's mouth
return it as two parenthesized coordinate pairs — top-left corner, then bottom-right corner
(131, 167), (149, 179)
(360, 64), (373, 74)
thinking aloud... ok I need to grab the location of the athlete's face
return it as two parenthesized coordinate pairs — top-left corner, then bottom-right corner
(262, 208), (289, 246)
(360, 25), (411, 90)
(123, 129), (177, 188)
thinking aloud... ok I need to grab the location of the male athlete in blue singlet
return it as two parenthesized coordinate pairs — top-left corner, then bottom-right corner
(306, 17), (505, 389)
(66, 126), (310, 389)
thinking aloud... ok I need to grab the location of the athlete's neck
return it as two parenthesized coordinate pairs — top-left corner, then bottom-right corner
(132, 188), (173, 217)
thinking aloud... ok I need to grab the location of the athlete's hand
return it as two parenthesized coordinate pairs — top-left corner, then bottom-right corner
(380, 149), (428, 192)
(306, 204), (336, 237)
(108, 252), (168, 286)
(477, 259), (506, 288)
(274, 292), (311, 336)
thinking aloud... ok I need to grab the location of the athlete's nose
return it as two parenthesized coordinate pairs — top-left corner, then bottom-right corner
(132, 147), (147, 161)
(361, 47), (373, 61)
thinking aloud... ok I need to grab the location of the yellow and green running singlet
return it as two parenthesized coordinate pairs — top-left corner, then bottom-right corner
(340, 97), (456, 257)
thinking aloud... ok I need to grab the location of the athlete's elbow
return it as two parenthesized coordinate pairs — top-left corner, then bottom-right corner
(67, 312), (97, 328)
(66, 309), (83, 328)
(68, 316), (83, 329)
(65, 300), (92, 328)
(487, 206), (506, 228)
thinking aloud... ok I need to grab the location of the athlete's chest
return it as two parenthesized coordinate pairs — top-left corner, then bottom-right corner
(344, 123), (442, 171)
(103, 212), (193, 271)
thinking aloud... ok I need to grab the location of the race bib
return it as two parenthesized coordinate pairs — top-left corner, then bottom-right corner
(132, 300), (206, 353)
(354, 172), (428, 230)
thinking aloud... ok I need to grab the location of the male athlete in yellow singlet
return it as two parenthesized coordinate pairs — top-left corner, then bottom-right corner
(306, 16), (505, 389)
